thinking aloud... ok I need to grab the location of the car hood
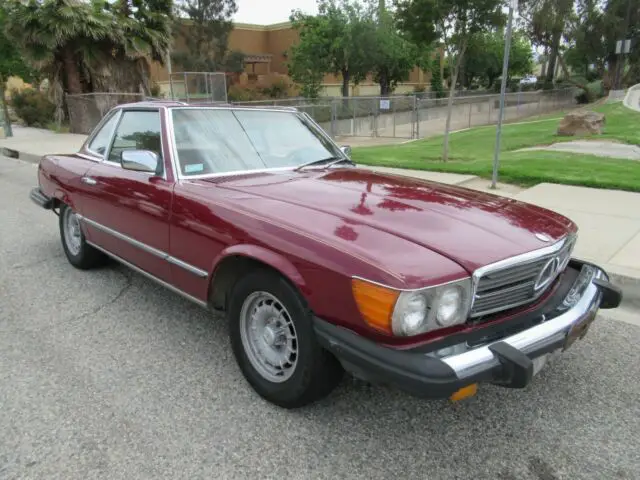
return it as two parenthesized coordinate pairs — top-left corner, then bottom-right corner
(191, 167), (575, 274)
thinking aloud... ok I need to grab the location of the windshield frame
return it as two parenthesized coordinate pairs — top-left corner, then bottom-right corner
(166, 106), (349, 180)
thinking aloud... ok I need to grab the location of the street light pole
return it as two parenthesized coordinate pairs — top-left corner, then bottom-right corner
(491, 0), (516, 189)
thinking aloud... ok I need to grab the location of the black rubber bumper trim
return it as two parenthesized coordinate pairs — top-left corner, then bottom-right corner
(29, 187), (53, 209)
(593, 278), (622, 309)
(488, 342), (533, 388)
(314, 318), (496, 398)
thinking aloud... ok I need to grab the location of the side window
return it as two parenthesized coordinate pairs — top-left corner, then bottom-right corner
(107, 111), (162, 165)
(87, 112), (118, 156)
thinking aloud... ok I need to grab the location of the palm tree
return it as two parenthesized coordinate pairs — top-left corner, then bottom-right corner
(5, 0), (172, 127)
(5, 0), (116, 95)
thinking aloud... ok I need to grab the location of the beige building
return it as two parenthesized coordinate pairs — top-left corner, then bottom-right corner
(151, 21), (438, 97)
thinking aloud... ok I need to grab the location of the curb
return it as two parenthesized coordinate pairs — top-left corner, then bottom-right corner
(1, 147), (42, 165)
(607, 270), (640, 307)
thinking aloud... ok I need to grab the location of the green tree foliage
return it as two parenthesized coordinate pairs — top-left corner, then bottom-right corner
(371, 10), (419, 95)
(519, 0), (573, 82)
(430, 53), (445, 98)
(290, 0), (377, 98)
(597, 0), (639, 87)
(287, 39), (326, 98)
(0, 6), (35, 83)
(464, 30), (533, 88)
(396, 0), (505, 161)
(0, 4), (37, 134)
(172, 0), (244, 73)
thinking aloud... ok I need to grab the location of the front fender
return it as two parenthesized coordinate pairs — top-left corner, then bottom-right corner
(210, 244), (308, 293)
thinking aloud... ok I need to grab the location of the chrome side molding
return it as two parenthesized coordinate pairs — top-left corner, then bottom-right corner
(77, 214), (209, 279)
(87, 240), (208, 308)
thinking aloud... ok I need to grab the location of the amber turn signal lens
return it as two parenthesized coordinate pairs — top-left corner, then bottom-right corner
(351, 278), (400, 334)
(449, 384), (478, 402)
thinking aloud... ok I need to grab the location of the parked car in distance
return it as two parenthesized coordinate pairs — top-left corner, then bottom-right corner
(30, 101), (622, 408)
(520, 74), (538, 85)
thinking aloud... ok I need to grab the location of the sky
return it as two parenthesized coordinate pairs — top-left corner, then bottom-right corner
(234, 0), (318, 25)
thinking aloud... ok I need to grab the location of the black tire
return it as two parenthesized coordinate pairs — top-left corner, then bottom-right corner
(228, 269), (343, 408)
(59, 204), (107, 270)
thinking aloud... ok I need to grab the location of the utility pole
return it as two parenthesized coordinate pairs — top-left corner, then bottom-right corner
(491, 0), (516, 189)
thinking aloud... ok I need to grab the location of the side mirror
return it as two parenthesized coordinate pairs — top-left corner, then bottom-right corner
(121, 150), (159, 173)
(340, 145), (352, 158)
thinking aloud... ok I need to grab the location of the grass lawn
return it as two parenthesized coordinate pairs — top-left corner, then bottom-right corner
(352, 102), (640, 192)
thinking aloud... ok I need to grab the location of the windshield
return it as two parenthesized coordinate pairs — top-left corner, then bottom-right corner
(171, 108), (343, 177)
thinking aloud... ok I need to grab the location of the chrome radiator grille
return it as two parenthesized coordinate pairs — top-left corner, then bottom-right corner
(470, 236), (576, 317)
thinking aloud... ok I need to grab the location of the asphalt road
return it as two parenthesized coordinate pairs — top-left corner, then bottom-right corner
(1, 156), (639, 480)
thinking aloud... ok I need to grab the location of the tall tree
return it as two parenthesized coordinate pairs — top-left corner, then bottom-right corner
(287, 37), (327, 99)
(601, 0), (639, 87)
(0, 4), (37, 135)
(519, 0), (573, 84)
(464, 29), (533, 88)
(396, 0), (505, 161)
(290, 0), (377, 98)
(172, 0), (243, 72)
(371, 9), (419, 95)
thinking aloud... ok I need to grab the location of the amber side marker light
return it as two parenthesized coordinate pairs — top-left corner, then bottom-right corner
(351, 278), (400, 334)
(449, 384), (478, 402)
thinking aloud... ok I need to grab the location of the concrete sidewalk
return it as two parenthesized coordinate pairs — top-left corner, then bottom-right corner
(2, 127), (639, 301)
(0, 126), (87, 163)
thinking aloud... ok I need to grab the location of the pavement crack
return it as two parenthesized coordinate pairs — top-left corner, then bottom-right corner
(10, 254), (64, 270)
(528, 456), (560, 480)
(68, 270), (133, 323)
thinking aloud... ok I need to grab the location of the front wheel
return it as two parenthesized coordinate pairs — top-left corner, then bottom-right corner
(59, 204), (106, 269)
(228, 269), (343, 408)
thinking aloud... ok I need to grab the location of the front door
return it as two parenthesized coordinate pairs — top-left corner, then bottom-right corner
(81, 109), (173, 282)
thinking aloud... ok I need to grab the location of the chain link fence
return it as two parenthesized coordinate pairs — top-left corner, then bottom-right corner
(235, 88), (576, 140)
(168, 72), (228, 104)
(67, 88), (576, 140)
(66, 93), (149, 134)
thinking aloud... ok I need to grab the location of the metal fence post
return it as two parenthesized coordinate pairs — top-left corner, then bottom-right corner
(372, 97), (377, 137)
(330, 99), (337, 138)
(393, 98), (397, 138)
(415, 96), (420, 139)
(468, 102), (472, 128)
(538, 93), (542, 114)
(352, 98), (356, 136)
(184, 72), (189, 102)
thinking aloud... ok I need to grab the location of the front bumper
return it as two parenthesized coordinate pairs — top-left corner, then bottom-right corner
(30, 187), (54, 209)
(314, 261), (622, 399)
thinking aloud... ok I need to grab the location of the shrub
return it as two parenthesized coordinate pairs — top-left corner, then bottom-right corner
(149, 82), (162, 98)
(260, 74), (294, 99)
(575, 79), (604, 104)
(227, 84), (267, 102)
(10, 88), (55, 127)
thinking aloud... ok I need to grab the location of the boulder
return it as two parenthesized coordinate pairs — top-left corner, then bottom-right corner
(557, 110), (605, 136)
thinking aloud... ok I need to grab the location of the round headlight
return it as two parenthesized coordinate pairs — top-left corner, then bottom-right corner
(436, 287), (462, 326)
(393, 293), (428, 335)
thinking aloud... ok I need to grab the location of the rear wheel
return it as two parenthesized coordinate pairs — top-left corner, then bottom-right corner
(59, 204), (106, 269)
(228, 269), (343, 408)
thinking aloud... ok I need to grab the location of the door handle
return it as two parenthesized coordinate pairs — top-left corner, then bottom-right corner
(81, 176), (97, 186)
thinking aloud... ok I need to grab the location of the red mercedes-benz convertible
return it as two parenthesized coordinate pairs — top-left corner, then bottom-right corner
(30, 101), (621, 408)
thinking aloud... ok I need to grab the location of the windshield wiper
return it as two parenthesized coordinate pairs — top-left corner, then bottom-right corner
(294, 156), (354, 171)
